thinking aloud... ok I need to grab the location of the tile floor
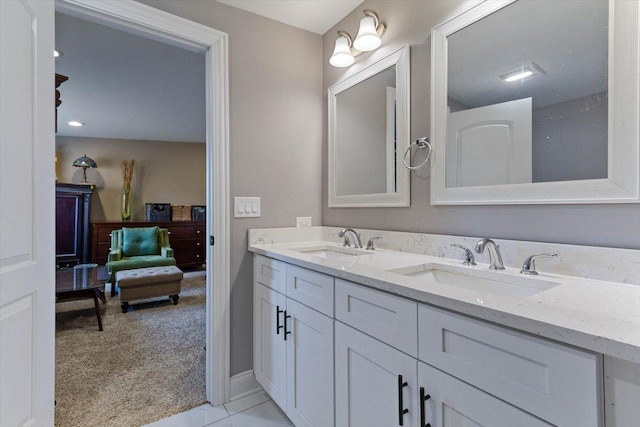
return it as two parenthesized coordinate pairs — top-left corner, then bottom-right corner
(143, 391), (293, 427)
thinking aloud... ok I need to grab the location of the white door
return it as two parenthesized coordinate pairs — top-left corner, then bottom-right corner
(0, 1), (56, 426)
(418, 362), (553, 427)
(446, 97), (532, 187)
(253, 283), (287, 409)
(286, 298), (334, 427)
(335, 322), (417, 427)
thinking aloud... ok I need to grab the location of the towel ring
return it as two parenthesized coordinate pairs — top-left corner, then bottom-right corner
(403, 137), (432, 170)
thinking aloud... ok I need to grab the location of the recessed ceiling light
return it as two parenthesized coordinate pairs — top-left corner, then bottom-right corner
(499, 62), (545, 84)
(54, 49), (63, 58)
(68, 121), (84, 127)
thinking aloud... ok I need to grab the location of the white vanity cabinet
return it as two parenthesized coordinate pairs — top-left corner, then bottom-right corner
(418, 362), (553, 427)
(418, 304), (601, 426)
(253, 254), (606, 426)
(335, 322), (418, 427)
(253, 255), (334, 427)
(334, 279), (419, 427)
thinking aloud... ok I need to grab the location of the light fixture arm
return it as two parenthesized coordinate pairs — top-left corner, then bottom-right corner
(362, 9), (386, 37)
(336, 30), (352, 46)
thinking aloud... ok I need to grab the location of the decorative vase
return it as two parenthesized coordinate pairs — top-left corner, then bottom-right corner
(121, 185), (132, 221)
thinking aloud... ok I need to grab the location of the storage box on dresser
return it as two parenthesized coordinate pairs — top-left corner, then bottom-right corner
(254, 253), (603, 427)
(92, 221), (205, 269)
(253, 254), (334, 427)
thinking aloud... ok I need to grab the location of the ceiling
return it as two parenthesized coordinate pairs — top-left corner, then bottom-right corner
(217, 0), (364, 35)
(55, 1), (363, 143)
(55, 12), (206, 143)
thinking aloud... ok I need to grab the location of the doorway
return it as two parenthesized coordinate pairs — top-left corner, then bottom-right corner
(56, 0), (230, 409)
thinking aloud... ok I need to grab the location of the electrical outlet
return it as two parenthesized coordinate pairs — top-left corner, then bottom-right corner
(296, 216), (312, 227)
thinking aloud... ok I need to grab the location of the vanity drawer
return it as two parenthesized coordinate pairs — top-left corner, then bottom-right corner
(254, 254), (286, 294)
(418, 304), (601, 426)
(286, 265), (334, 316)
(335, 279), (417, 357)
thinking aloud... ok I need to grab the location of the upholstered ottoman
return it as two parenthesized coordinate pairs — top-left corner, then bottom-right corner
(115, 266), (183, 313)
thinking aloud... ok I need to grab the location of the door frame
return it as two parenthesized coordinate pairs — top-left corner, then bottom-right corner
(55, 0), (231, 405)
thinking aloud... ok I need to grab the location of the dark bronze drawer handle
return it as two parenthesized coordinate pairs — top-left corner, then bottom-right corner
(420, 386), (431, 427)
(398, 374), (409, 425)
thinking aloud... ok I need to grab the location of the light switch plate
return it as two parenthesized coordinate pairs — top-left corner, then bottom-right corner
(234, 197), (260, 218)
(296, 216), (312, 227)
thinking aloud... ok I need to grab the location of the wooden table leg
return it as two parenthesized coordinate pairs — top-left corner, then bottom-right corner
(92, 290), (104, 331)
(97, 288), (106, 304)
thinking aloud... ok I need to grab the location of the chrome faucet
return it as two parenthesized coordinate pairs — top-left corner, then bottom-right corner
(338, 228), (363, 249)
(475, 238), (505, 270)
(520, 253), (558, 275)
(450, 243), (476, 266)
(366, 236), (382, 250)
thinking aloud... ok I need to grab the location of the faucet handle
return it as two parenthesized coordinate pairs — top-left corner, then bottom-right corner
(520, 253), (558, 275)
(366, 236), (382, 250)
(450, 243), (477, 266)
(341, 235), (351, 247)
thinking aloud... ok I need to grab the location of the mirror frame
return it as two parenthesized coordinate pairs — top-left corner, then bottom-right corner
(430, 0), (640, 205)
(328, 45), (410, 207)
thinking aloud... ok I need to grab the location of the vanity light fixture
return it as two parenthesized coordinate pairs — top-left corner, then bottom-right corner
(353, 9), (385, 51)
(499, 62), (546, 83)
(54, 49), (63, 58)
(329, 31), (356, 67)
(329, 9), (386, 68)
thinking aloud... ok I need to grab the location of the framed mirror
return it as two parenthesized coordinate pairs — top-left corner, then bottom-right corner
(431, 0), (639, 205)
(329, 46), (410, 207)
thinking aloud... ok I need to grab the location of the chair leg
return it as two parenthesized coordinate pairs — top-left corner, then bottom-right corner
(121, 301), (129, 313)
(172, 294), (179, 305)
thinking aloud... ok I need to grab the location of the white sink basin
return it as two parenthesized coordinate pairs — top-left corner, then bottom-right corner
(387, 263), (561, 298)
(292, 245), (368, 259)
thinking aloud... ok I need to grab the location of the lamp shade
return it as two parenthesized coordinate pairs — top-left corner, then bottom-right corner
(72, 154), (97, 169)
(329, 33), (355, 67)
(353, 15), (381, 51)
(72, 154), (97, 183)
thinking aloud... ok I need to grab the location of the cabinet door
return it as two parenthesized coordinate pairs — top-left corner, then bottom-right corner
(335, 322), (417, 427)
(418, 362), (553, 427)
(253, 283), (287, 409)
(286, 298), (334, 427)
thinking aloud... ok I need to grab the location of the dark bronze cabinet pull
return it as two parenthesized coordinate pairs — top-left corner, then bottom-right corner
(276, 305), (284, 335)
(398, 374), (409, 425)
(420, 386), (431, 427)
(284, 311), (292, 340)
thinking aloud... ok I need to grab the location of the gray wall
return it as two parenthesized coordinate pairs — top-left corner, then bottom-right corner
(137, 0), (323, 376)
(323, 0), (640, 250)
(532, 92), (608, 182)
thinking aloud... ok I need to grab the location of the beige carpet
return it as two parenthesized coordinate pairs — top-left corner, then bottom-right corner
(55, 274), (207, 427)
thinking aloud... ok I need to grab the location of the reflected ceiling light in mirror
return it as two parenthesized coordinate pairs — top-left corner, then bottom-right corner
(353, 9), (385, 51)
(54, 49), (63, 58)
(499, 62), (545, 83)
(68, 121), (84, 127)
(329, 9), (385, 67)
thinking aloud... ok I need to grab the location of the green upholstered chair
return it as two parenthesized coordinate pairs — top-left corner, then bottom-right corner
(105, 226), (176, 285)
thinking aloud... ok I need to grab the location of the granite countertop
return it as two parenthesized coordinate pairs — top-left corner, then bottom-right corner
(249, 240), (640, 364)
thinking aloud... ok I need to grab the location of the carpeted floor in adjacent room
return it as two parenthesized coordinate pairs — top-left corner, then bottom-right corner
(55, 273), (207, 427)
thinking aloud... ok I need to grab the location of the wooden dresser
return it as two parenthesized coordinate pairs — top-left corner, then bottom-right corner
(91, 221), (206, 268)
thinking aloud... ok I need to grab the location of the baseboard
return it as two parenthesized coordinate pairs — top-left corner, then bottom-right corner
(229, 370), (262, 402)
